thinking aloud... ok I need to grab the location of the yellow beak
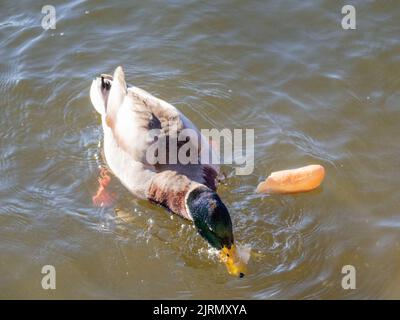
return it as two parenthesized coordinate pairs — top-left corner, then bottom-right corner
(220, 244), (247, 278)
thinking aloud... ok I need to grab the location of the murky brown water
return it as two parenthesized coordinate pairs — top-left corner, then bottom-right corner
(1, 0), (400, 299)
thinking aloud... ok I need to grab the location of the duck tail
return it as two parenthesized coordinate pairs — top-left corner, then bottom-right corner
(106, 66), (127, 127)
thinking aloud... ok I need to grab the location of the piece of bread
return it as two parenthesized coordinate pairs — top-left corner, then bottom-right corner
(256, 164), (325, 194)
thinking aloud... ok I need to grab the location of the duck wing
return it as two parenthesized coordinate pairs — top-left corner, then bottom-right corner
(107, 67), (219, 191)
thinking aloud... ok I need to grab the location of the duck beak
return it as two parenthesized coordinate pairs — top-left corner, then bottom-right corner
(220, 244), (248, 278)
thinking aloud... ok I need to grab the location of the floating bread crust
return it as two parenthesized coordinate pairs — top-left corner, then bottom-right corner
(256, 164), (325, 194)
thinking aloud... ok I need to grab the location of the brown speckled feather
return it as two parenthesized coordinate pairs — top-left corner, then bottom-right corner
(147, 171), (198, 220)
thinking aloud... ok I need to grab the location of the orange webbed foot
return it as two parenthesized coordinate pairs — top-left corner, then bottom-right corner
(92, 167), (116, 207)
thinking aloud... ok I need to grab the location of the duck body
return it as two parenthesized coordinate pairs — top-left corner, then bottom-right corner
(90, 67), (245, 277)
(91, 67), (218, 220)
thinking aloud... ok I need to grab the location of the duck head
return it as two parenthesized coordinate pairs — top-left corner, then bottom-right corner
(186, 187), (233, 249)
(186, 187), (247, 277)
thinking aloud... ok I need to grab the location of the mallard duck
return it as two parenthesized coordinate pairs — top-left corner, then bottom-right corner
(90, 66), (246, 277)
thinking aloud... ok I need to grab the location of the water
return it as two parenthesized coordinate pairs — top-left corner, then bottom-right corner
(1, 0), (400, 299)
